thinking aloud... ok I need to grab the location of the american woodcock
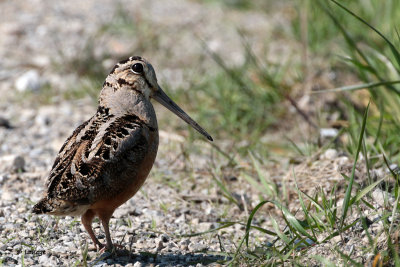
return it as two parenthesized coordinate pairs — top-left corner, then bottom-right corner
(32, 56), (213, 251)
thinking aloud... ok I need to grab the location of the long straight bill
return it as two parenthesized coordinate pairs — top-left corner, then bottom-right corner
(152, 87), (213, 141)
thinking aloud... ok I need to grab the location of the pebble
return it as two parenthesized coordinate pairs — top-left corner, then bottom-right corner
(320, 128), (338, 140)
(321, 148), (338, 160)
(93, 261), (107, 267)
(188, 242), (207, 252)
(372, 189), (395, 207)
(38, 254), (49, 264)
(0, 117), (12, 129)
(160, 234), (169, 243)
(12, 155), (25, 172)
(1, 190), (15, 201)
(15, 70), (43, 92)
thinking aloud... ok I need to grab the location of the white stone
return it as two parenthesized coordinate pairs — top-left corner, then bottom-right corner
(322, 149), (338, 160)
(320, 128), (338, 138)
(1, 189), (14, 201)
(38, 254), (49, 264)
(15, 70), (42, 92)
(372, 189), (395, 207)
(337, 156), (349, 165)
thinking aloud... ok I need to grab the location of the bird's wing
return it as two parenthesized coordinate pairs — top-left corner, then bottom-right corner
(46, 113), (150, 204)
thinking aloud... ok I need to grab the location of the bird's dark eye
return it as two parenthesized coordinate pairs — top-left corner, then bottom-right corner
(131, 63), (143, 74)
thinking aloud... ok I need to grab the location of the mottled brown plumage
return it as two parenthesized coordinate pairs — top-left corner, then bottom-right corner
(32, 56), (212, 251)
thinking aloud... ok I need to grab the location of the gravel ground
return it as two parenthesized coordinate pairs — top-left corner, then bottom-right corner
(0, 0), (397, 266)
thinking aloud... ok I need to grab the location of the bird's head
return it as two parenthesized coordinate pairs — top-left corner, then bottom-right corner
(99, 56), (213, 141)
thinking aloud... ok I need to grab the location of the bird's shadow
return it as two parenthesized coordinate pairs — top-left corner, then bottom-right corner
(89, 249), (230, 266)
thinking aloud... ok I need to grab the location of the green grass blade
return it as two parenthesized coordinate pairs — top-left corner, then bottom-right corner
(300, 190), (324, 211)
(248, 225), (277, 236)
(330, 0), (400, 70)
(335, 247), (363, 266)
(270, 216), (291, 246)
(317, 0), (370, 68)
(340, 101), (370, 228)
(314, 80), (400, 93)
(350, 177), (385, 204)
(244, 200), (272, 247)
(387, 232), (400, 267)
(277, 203), (316, 242)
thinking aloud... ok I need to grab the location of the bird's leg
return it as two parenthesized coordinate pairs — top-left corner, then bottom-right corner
(101, 217), (113, 251)
(82, 210), (103, 250)
(98, 210), (124, 253)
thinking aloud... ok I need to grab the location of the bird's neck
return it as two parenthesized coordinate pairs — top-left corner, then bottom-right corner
(98, 88), (158, 130)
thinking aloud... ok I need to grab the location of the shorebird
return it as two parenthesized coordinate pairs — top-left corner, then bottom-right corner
(32, 56), (213, 251)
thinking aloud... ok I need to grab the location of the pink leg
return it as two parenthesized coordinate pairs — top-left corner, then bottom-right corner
(82, 210), (104, 250)
(98, 209), (123, 252)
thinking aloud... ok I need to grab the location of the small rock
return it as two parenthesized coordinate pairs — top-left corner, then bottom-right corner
(93, 261), (107, 267)
(15, 70), (43, 92)
(362, 235), (370, 244)
(179, 239), (190, 250)
(320, 128), (338, 142)
(38, 254), (49, 264)
(1, 190), (14, 201)
(174, 214), (185, 224)
(4, 256), (18, 264)
(133, 262), (142, 267)
(18, 230), (28, 238)
(166, 242), (179, 252)
(389, 163), (398, 170)
(24, 258), (34, 266)
(321, 149), (338, 160)
(160, 234), (169, 243)
(0, 117), (12, 129)
(36, 245), (45, 253)
(32, 55), (50, 67)
(372, 189), (395, 207)
(188, 242), (207, 252)
(17, 207), (27, 213)
(12, 155), (25, 172)
(337, 156), (349, 165)
(197, 222), (212, 232)
(51, 244), (67, 254)
(332, 235), (341, 243)
(64, 241), (75, 248)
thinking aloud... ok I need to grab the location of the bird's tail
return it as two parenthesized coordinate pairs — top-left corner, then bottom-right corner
(32, 197), (53, 214)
